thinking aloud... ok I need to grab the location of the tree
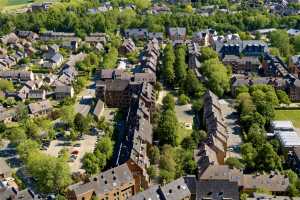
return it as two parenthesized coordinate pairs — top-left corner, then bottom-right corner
(134, 0), (151, 10)
(293, 35), (300, 53)
(7, 127), (27, 145)
(235, 85), (249, 96)
(183, 70), (205, 97)
(269, 30), (291, 57)
(17, 139), (39, 163)
(102, 47), (118, 69)
(24, 119), (40, 139)
(241, 143), (257, 169)
(191, 130), (207, 144)
(191, 99), (203, 113)
(156, 109), (178, 146)
(200, 47), (218, 61)
(174, 45), (187, 85)
(201, 58), (230, 97)
(0, 79), (14, 92)
(185, 4), (193, 13)
(82, 153), (99, 175)
(148, 145), (160, 165)
(246, 123), (266, 148)
(225, 157), (245, 169)
(95, 136), (114, 160)
(276, 90), (291, 105)
(15, 102), (29, 121)
(178, 94), (190, 105)
(181, 136), (196, 150)
(162, 43), (175, 86)
(162, 94), (175, 111)
(256, 143), (282, 171)
(147, 165), (157, 180)
(60, 105), (75, 127)
(27, 152), (71, 193)
(74, 113), (89, 133)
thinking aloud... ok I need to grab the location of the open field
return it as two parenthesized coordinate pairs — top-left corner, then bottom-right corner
(275, 110), (300, 128)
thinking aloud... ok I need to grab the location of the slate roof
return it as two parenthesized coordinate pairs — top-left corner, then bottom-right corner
(28, 100), (52, 114)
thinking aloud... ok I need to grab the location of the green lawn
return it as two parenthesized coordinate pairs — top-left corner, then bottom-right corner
(275, 110), (300, 128)
(177, 123), (192, 144)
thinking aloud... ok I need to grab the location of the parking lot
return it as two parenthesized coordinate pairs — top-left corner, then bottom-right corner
(43, 134), (98, 173)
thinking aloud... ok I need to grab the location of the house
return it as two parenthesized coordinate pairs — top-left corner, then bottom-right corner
(0, 108), (16, 123)
(150, 3), (171, 14)
(96, 80), (136, 108)
(67, 163), (136, 200)
(187, 42), (201, 69)
(134, 72), (156, 83)
(168, 27), (187, 41)
(0, 33), (19, 45)
(199, 164), (289, 194)
(28, 100), (52, 116)
(0, 183), (41, 200)
(31, 2), (51, 11)
(28, 90), (46, 100)
(287, 29), (300, 36)
(39, 31), (76, 41)
(215, 40), (267, 58)
(43, 44), (63, 68)
(0, 70), (34, 82)
(16, 30), (39, 41)
(93, 99), (104, 120)
(192, 29), (216, 46)
(148, 32), (164, 41)
(124, 28), (149, 40)
(289, 55), (300, 78)
(262, 54), (289, 77)
(231, 76), (286, 96)
(222, 55), (261, 74)
(54, 85), (74, 100)
(0, 159), (11, 179)
(202, 90), (228, 164)
(119, 38), (136, 54)
(98, 69), (132, 81)
(87, 2), (113, 14)
(85, 33), (107, 49)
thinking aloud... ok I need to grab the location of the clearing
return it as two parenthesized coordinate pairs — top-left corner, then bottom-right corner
(275, 109), (300, 128)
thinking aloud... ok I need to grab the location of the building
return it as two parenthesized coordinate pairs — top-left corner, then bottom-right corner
(215, 40), (267, 58)
(199, 164), (289, 194)
(289, 55), (300, 78)
(129, 175), (194, 200)
(98, 69), (131, 81)
(124, 28), (149, 40)
(202, 90), (228, 164)
(28, 100), (52, 116)
(288, 147), (300, 174)
(93, 99), (104, 120)
(31, 2), (51, 11)
(96, 80), (138, 108)
(28, 90), (46, 100)
(0, 70), (34, 82)
(231, 76), (286, 96)
(187, 42), (201, 69)
(67, 163), (136, 200)
(262, 54), (289, 77)
(54, 85), (74, 100)
(222, 55), (261, 74)
(43, 44), (64, 68)
(16, 30), (39, 41)
(0, 159), (11, 180)
(0, 33), (19, 45)
(168, 27), (187, 41)
(119, 38), (136, 54)
(0, 108), (16, 123)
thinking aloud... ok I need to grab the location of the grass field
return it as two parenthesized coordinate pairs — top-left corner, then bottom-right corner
(0, 0), (56, 12)
(177, 123), (193, 144)
(275, 110), (300, 128)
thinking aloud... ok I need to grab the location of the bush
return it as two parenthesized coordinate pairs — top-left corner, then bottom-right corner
(178, 94), (190, 105)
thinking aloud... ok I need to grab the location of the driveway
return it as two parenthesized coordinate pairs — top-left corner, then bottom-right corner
(43, 135), (97, 173)
(219, 99), (242, 159)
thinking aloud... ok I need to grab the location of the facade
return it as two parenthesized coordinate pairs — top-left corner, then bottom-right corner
(119, 38), (136, 54)
(168, 27), (187, 41)
(0, 70), (34, 82)
(222, 55), (261, 74)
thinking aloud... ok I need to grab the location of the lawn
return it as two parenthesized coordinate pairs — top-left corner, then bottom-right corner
(275, 110), (300, 128)
(177, 123), (193, 144)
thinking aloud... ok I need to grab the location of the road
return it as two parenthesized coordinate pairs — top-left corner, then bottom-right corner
(219, 99), (242, 159)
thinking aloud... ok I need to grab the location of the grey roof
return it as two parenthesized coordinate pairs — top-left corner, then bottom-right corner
(128, 185), (161, 200)
(0, 108), (16, 122)
(168, 27), (186, 36)
(93, 99), (104, 118)
(28, 100), (52, 114)
(196, 180), (240, 200)
(69, 163), (133, 197)
(0, 158), (11, 177)
(160, 177), (192, 200)
(55, 85), (73, 93)
(49, 53), (63, 64)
